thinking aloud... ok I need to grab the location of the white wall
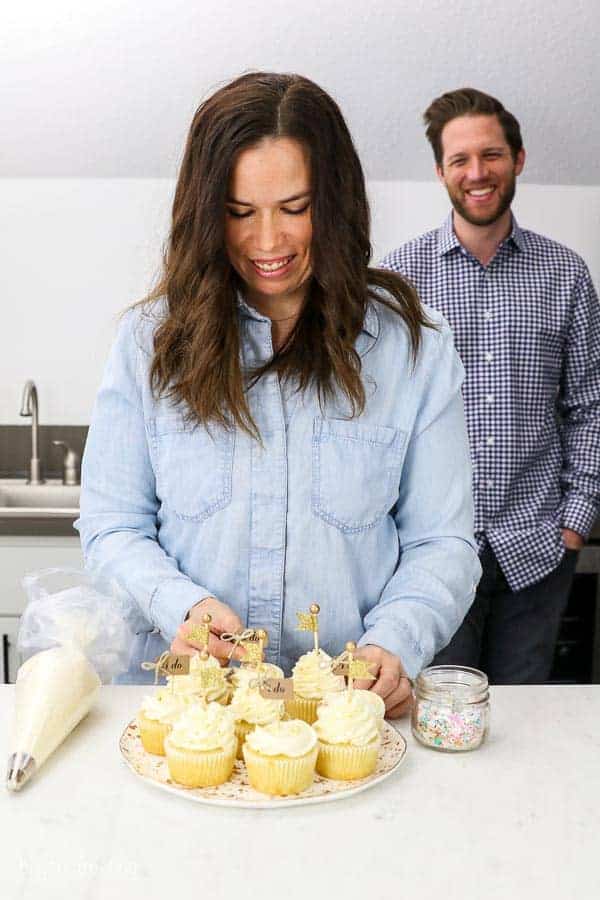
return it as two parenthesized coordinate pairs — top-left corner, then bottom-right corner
(3, 1), (599, 423)
(3, 1), (599, 184)
(2, 179), (599, 424)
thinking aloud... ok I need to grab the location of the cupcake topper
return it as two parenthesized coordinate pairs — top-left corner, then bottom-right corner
(296, 603), (321, 652)
(195, 649), (226, 694)
(186, 613), (212, 654)
(140, 651), (190, 685)
(343, 642), (376, 696)
(241, 629), (267, 671)
(221, 628), (268, 661)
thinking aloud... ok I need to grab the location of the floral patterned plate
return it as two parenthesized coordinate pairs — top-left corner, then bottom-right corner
(119, 719), (407, 809)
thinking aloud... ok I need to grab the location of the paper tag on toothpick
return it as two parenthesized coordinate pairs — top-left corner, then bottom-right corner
(332, 662), (349, 676)
(258, 677), (294, 700)
(160, 654), (191, 676)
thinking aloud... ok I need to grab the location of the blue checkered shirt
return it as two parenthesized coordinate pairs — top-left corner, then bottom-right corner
(381, 213), (600, 591)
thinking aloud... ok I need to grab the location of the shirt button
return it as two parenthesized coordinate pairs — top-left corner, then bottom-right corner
(484, 310), (492, 321)
(486, 479), (494, 489)
(485, 394), (494, 404)
(485, 352), (494, 363)
(486, 436), (495, 446)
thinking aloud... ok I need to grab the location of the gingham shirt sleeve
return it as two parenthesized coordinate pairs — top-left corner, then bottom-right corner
(559, 262), (600, 537)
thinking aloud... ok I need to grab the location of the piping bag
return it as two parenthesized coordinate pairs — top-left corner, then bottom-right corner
(7, 568), (136, 791)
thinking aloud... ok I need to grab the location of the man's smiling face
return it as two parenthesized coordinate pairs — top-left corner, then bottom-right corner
(437, 114), (525, 227)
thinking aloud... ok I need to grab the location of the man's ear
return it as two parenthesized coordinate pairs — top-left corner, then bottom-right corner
(515, 147), (526, 176)
(435, 163), (445, 185)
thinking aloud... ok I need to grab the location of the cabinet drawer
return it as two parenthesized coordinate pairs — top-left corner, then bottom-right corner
(0, 537), (83, 616)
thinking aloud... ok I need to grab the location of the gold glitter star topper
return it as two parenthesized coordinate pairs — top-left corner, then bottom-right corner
(296, 603), (321, 652)
(186, 613), (212, 653)
(342, 641), (376, 695)
(195, 650), (226, 692)
(241, 629), (267, 669)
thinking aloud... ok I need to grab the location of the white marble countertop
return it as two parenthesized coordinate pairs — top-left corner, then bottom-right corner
(1, 685), (599, 900)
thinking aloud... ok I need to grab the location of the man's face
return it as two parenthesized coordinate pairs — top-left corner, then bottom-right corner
(436, 114), (525, 227)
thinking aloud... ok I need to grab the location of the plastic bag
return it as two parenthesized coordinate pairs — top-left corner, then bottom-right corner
(18, 567), (137, 683)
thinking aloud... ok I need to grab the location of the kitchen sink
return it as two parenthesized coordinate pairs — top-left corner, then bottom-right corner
(0, 479), (80, 518)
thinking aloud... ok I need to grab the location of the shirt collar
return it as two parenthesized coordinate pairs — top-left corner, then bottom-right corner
(437, 211), (526, 256)
(236, 292), (380, 344)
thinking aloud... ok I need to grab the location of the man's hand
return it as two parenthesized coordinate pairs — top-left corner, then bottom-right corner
(561, 528), (584, 551)
(170, 597), (245, 665)
(353, 644), (412, 719)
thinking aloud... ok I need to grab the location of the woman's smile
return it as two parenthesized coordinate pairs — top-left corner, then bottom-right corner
(224, 136), (313, 320)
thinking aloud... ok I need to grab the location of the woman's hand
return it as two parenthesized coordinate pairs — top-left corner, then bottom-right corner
(170, 596), (246, 665)
(353, 644), (413, 719)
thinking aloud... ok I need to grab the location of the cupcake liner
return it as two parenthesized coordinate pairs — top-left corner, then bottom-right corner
(243, 744), (318, 796)
(316, 738), (379, 780)
(284, 695), (319, 725)
(137, 712), (171, 756)
(164, 739), (236, 788)
(235, 720), (255, 759)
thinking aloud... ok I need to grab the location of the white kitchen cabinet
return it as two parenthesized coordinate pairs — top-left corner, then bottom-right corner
(0, 616), (20, 683)
(0, 536), (83, 682)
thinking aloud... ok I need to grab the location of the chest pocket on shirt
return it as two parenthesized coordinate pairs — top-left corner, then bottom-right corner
(312, 417), (407, 533)
(150, 414), (234, 522)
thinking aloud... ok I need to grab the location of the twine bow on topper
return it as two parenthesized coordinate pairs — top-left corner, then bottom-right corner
(140, 651), (191, 686)
(220, 628), (264, 661)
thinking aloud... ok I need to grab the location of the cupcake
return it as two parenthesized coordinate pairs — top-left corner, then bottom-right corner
(229, 682), (284, 758)
(243, 719), (318, 796)
(313, 691), (380, 780)
(167, 653), (230, 705)
(137, 688), (193, 755)
(164, 702), (237, 788)
(285, 649), (344, 724)
(320, 688), (386, 732)
(230, 662), (284, 691)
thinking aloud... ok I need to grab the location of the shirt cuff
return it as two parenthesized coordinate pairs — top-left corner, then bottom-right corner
(148, 577), (213, 644)
(357, 623), (426, 681)
(561, 493), (599, 539)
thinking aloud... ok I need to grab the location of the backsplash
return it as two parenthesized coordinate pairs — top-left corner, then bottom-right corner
(0, 425), (88, 479)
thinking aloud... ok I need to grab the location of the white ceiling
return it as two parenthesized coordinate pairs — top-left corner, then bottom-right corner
(2, 0), (599, 183)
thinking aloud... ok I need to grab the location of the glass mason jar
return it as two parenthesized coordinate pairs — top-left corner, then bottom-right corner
(411, 665), (490, 752)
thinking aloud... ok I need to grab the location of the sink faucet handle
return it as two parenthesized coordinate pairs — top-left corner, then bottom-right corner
(52, 440), (81, 486)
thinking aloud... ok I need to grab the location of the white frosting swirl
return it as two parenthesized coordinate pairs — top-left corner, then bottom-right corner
(231, 662), (284, 689)
(140, 688), (191, 723)
(313, 692), (379, 746)
(167, 653), (227, 701)
(167, 701), (236, 752)
(245, 719), (317, 757)
(321, 688), (385, 721)
(292, 649), (345, 699)
(230, 684), (284, 725)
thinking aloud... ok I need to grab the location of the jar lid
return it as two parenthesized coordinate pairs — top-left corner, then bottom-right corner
(415, 665), (489, 706)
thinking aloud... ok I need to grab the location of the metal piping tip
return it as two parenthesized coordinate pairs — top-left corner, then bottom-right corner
(6, 753), (36, 792)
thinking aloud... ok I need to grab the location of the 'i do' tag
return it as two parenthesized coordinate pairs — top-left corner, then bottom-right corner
(258, 677), (294, 700)
(160, 654), (191, 676)
(332, 662), (349, 677)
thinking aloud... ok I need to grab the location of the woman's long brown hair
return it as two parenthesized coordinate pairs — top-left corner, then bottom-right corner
(143, 72), (431, 438)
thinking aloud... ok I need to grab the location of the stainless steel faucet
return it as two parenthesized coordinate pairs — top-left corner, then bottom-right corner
(19, 380), (45, 485)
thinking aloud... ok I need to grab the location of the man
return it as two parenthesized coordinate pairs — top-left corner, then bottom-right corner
(381, 88), (600, 683)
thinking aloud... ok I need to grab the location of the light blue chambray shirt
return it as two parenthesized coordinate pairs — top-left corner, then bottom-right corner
(75, 294), (481, 682)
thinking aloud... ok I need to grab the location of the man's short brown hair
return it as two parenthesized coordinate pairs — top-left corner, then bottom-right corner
(424, 88), (523, 166)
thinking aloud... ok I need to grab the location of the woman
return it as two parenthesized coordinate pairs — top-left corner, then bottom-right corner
(76, 72), (481, 717)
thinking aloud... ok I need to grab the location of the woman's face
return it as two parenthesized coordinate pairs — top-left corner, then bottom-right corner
(224, 137), (313, 315)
